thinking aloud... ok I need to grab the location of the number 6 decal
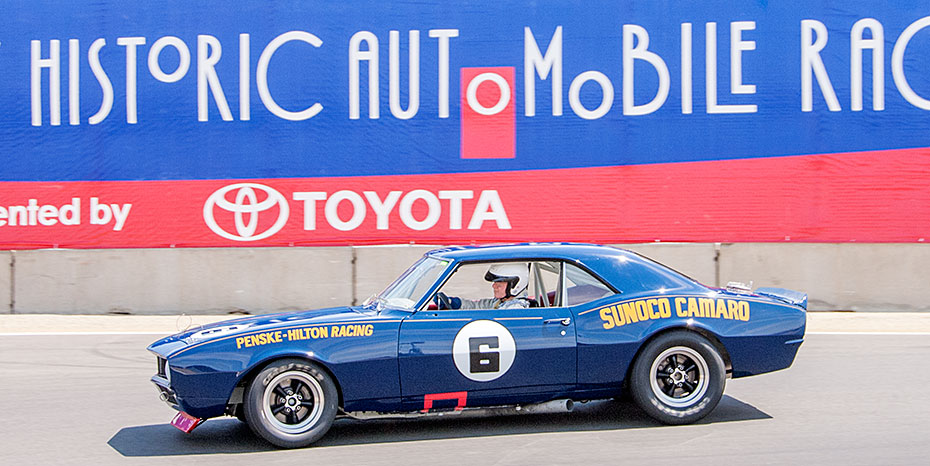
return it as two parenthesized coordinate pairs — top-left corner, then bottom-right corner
(452, 320), (516, 382)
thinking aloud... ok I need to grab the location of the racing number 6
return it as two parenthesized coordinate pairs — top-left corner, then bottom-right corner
(469, 336), (500, 373)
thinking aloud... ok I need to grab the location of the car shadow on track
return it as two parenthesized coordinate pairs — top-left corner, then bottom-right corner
(108, 396), (770, 456)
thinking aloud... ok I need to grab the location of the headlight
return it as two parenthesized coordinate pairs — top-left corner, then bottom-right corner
(165, 359), (172, 384)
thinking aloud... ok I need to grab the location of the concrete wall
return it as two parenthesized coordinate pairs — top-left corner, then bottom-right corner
(718, 243), (930, 312)
(12, 248), (352, 314)
(1, 251), (10, 313)
(354, 246), (437, 304)
(5, 243), (927, 314)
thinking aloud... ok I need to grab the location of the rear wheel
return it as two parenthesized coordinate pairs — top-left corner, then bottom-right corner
(244, 359), (338, 448)
(630, 331), (725, 424)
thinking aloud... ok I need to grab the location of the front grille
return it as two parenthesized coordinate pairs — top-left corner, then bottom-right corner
(156, 357), (167, 378)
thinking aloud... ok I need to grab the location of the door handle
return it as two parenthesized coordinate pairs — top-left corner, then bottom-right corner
(544, 317), (571, 326)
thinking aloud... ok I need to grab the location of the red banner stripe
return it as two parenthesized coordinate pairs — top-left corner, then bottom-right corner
(0, 147), (927, 249)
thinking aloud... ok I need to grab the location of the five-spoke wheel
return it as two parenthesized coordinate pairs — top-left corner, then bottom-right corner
(244, 359), (337, 448)
(631, 331), (725, 424)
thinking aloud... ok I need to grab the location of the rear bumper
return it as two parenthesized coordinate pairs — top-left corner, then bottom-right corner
(725, 334), (804, 378)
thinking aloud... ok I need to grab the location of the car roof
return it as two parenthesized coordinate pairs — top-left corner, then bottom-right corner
(426, 242), (633, 262)
(426, 242), (705, 292)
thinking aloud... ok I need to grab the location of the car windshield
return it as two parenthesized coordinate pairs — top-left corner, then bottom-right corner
(373, 256), (450, 311)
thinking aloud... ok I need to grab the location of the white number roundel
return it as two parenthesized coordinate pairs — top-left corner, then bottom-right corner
(452, 320), (516, 382)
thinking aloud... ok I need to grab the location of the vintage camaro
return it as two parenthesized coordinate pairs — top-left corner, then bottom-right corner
(148, 243), (806, 448)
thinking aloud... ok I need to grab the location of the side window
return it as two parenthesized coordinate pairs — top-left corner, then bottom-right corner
(564, 263), (614, 306)
(434, 262), (532, 310)
(436, 263), (492, 305)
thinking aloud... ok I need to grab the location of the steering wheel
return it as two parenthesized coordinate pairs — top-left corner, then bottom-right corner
(434, 291), (453, 310)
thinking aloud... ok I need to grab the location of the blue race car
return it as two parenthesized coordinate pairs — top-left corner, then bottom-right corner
(148, 243), (806, 448)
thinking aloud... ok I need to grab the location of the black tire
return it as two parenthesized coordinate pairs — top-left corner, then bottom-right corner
(244, 359), (338, 448)
(630, 331), (725, 425)
(233, 404), (247, 423)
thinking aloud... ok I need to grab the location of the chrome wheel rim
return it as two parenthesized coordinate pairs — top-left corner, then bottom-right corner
(262, 371), (324, 434)
(649, 346), (709, 408)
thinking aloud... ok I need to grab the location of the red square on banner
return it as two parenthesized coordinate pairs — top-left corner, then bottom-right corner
(460, 67), (516, 159)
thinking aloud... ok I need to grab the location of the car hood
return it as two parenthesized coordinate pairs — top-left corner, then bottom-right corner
(147, 305), (398, 356)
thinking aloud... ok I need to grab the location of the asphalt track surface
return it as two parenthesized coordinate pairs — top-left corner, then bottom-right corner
(1, 332), (928, 465)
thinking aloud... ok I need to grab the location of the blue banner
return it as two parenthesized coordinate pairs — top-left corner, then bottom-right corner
(2, 0), (930, 182)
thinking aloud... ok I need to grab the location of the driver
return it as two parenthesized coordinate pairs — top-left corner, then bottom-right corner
(437, 263), (530, 310)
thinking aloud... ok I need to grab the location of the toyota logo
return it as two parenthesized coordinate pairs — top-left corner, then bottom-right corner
(203, 183), (289, 241)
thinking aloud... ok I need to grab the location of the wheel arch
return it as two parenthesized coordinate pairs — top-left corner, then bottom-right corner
(229, 354), (345, 411)
(623, 325), (733, 391)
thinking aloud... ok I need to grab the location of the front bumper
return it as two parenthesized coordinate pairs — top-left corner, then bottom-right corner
(151, 375), (180, 411)
(148, 341), (248, 419)
(150, 369), (232, 419)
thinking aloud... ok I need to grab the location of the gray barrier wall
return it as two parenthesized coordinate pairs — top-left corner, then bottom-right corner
(354, 246), (437, 303)
(5, 243), (927, 314)
(1, 251), (10, 313)
(718, 243), (930, 312)
(12, 248), (353, 314)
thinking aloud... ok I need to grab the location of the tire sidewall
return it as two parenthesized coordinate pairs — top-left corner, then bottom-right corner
(244, 359), (338, 448)
(631, 331), (726, 425)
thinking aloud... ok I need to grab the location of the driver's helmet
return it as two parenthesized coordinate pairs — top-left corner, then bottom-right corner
(485, 263), (529, 297)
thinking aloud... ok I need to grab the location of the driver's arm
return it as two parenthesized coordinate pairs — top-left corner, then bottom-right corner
(458, 298), (497, 309)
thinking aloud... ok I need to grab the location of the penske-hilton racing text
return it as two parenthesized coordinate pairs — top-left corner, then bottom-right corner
(235, 324), (375, 349)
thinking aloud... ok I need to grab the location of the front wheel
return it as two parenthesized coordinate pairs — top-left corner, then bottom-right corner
(630, 331), (725, 424)
(244, 359), (338, 448)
